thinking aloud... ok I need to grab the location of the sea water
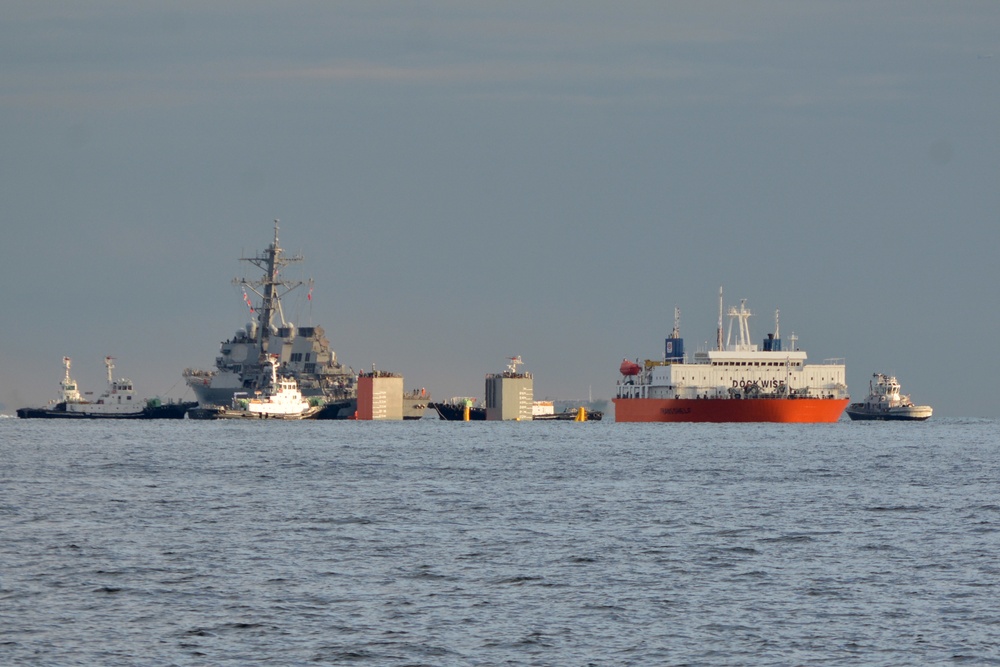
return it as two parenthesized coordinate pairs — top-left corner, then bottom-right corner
(2, 417), (999, 666)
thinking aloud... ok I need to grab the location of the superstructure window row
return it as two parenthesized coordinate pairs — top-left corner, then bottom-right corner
(710, 361), (801, 367)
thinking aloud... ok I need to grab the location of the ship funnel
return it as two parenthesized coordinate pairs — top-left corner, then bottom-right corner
(762, 309), (781, 351)
(762, 332), (782, 352)
(665, 335), (684, 362)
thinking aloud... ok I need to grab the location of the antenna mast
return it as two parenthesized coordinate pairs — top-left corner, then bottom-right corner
(716, 286), (724, 351)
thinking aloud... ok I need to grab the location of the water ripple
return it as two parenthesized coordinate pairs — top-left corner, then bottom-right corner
(1, 418), (999, 665)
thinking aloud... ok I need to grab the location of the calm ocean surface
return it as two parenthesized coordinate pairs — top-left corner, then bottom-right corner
(2, 417), (999, 666)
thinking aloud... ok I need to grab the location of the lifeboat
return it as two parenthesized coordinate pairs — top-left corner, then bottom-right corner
(619, 359), (641, 376)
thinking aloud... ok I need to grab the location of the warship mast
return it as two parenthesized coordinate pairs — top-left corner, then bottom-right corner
(234, 219), (305, 355)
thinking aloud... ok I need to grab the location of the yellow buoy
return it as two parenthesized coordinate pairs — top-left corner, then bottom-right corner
(575, 406), (587, 422)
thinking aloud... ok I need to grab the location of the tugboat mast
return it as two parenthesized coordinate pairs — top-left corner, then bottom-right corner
(234, 219), (305, 354)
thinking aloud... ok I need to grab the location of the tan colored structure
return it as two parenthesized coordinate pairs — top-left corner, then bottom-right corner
(357, 373), (404, 420)
(485, 356), (533, 421)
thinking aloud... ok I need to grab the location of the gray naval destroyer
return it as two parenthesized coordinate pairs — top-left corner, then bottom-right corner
(183, 221), (429, 419)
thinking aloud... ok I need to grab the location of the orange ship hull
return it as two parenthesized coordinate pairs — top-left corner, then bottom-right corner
(613, 397), (849, 423)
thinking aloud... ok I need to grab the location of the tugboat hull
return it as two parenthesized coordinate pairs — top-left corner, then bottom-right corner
(846, 405), (933, 421)
(16, 402), (196, 419)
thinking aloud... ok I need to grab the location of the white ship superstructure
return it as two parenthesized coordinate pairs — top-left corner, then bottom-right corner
(56, 356), (83, 404)
(69, 356), (139, 415)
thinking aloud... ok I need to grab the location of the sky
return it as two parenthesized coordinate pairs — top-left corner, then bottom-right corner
(2, 1), (998, 418)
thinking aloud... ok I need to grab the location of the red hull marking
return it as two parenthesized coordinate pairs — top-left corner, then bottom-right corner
(612, 398), (849, 423)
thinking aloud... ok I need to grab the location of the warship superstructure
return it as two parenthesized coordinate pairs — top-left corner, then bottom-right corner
(183, 221), (358, 414)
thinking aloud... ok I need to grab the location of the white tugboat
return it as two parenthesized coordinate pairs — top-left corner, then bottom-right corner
(207, 355), (319, 419)
(17, 356), (195, 419)
(241, 355), (317, 418)
(846, 373), (933, 421)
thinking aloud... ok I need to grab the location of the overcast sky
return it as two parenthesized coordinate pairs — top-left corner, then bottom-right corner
(2, 2), (998, 417)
